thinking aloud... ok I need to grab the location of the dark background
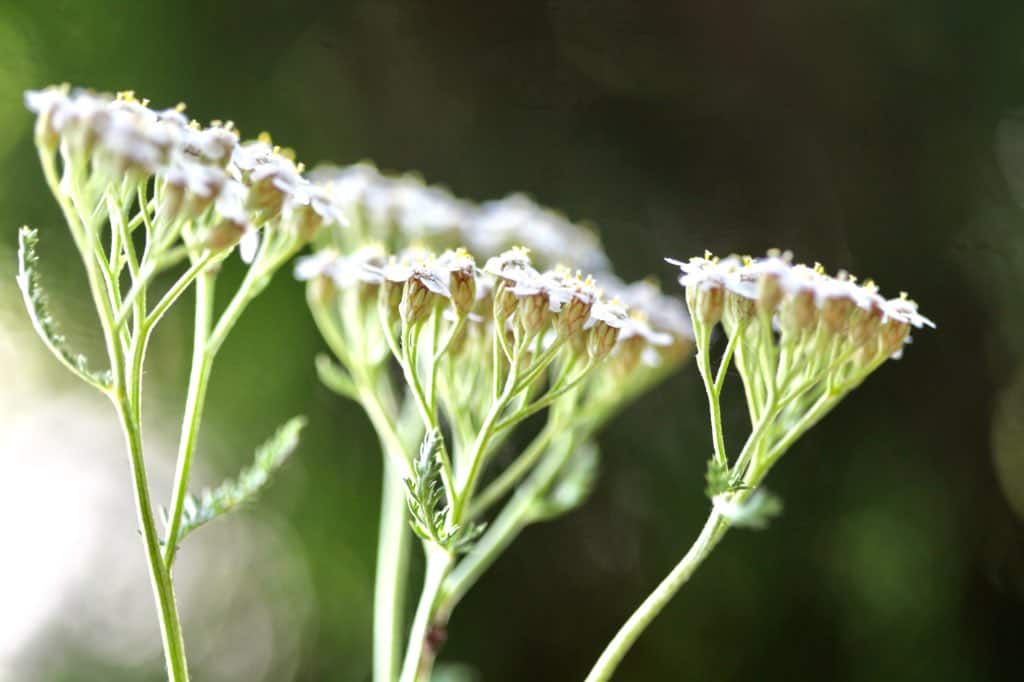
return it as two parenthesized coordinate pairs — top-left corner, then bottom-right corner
(1, 1), (1023, 680)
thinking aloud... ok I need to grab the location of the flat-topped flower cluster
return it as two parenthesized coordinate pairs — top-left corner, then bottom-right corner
(672, 251), (933, 355)
(665, 251), (933, 527)
(25, 85), (342, 269)
(298, 166), (694, 680)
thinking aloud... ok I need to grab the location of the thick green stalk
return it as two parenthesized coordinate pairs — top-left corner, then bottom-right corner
(117, 402), (191, 681)
(375, 457), (412, 682)
(583, 511), (729, 682)
(399, 548), (453, 682)
(40, 149), (190, 678)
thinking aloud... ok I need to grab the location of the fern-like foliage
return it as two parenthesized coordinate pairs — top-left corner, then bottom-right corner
(405, 430), (485, 554)
(172, 416), (306, 542)
(16, 226), (112, 390)
(704, 457), (733, 499)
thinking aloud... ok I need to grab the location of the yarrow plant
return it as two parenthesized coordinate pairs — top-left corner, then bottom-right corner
(18, 83), (936, 682)
(296, 164), (693, 681)
(584, 251), (934, 681)
(19, 85), (341, 680)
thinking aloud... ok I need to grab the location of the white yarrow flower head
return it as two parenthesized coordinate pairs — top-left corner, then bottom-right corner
(668, 249), (934, 418)
(664, 250), (935, 538)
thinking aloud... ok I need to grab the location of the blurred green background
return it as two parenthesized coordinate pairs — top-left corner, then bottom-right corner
(1, 1), (1022, 680)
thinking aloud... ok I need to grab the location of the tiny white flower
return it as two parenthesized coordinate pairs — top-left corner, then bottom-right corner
(586, 298), (629, 330)
(881, 296), (935, 329)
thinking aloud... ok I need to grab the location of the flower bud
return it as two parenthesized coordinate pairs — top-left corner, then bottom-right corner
(493, 281), (518, 321)
(449, 268), (476, 316)
(401, 276), (437, 327)
(517, 292), (551, 336)
(379, 278), (403, 322)
(723, 291), (756, 327)
(821, 296), (854, 335)
(556, 295), (594, 339)
(757, 273), (784, 315)
(849, 303), (883, 348)
(780, 288), (816, 332)
(568, 326), (591, 356)
(697, 283), (725, 326)
(246, 165), (293, 217)
(160, 178), (186, 221)
(201, 217), (247, 252)
(880, 319), (910, 356)
(286, 201), (324, 242)
(588, 320), (621, 360)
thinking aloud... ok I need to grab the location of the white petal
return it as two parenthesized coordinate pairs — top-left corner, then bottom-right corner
(239, 229), (260, 264)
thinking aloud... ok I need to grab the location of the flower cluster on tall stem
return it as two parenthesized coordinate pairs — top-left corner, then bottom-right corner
(301, 237), (692, 680)
(300, 160), (693, 680)
(19, 85), (340, 681)
(583, 250), (934, 682)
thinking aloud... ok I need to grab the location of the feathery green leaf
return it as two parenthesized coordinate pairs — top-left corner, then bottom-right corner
(16, 226), (112, 390)
(173, 416), (306, 542)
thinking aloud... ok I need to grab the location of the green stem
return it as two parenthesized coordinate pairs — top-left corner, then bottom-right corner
(695, 325), (728, 466)
(400, 548), (453, 682)
(584, 511), (729, 682)
(375, 457), (412, 682)
(161, 272), (216, 567)
(440, 425), (574, 617)
(468, 420), (558, 518)
(41, 147), (190, 679)
(117, 400), (191, 681)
